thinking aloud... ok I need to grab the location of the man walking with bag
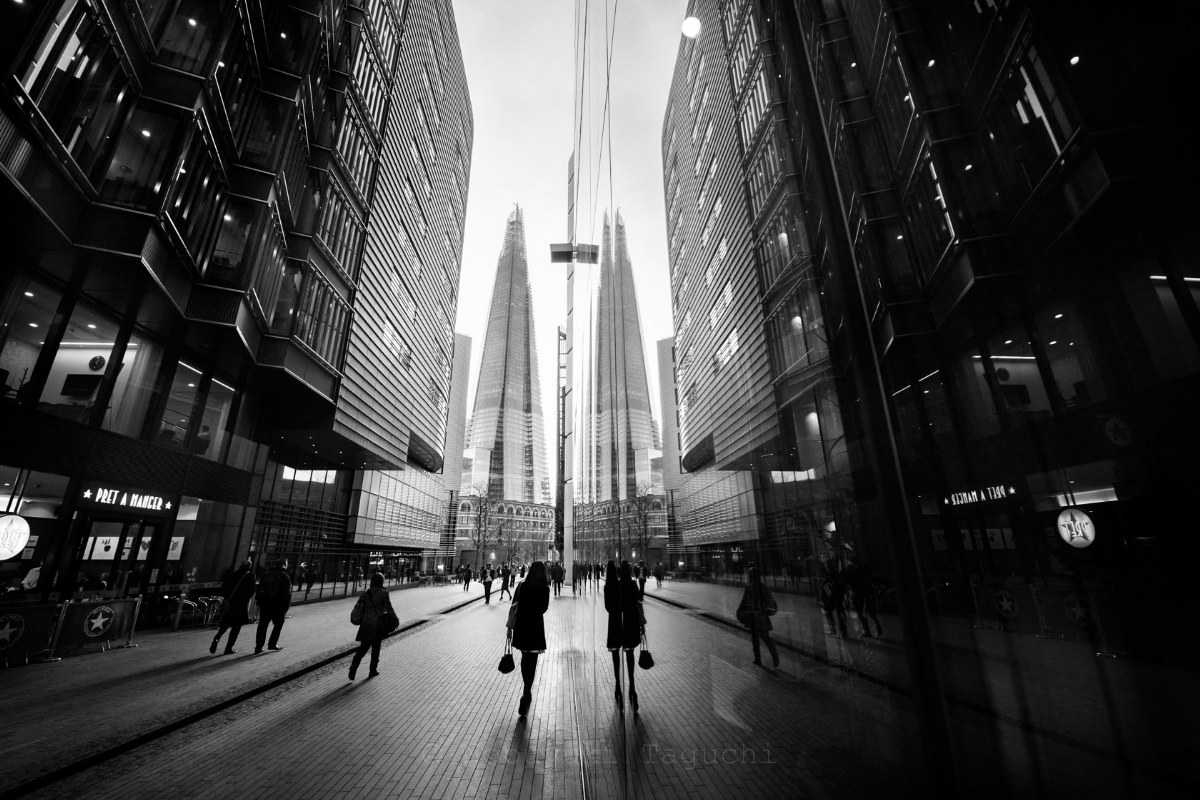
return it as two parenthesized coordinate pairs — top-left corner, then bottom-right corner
(255, 559), (291, 653)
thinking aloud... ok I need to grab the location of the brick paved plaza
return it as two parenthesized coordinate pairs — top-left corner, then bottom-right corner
(2, 578), (1194, 799)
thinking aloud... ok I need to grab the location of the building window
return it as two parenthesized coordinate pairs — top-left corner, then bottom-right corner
(315, 177), (366, 278)
(707, 238), (728, 287)
(0, 277), (63, 405)
(758, 195), (817, 288)
(155, 361), (203, 449)
(902, 151), (956, 278)
(193, 375), (236, 461)
(158, 0), (223, 74)
(99, 326), (166, 439)
(768, 278), (829, 376)
(98, 101), (185, 210)
(713, 329), (739, 372)
(211, 25), (257, 143)
(293, 268), (350, 367)
(164, 118), (228, 274)
(709, 281), (734, 331)
(17, 0), (133, 184)
(334, 103), (376, 201)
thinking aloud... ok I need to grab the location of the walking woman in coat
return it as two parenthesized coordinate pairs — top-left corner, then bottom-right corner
(349, 572), (395, 680)
(482, 565), (494, 604)
(604, 560), (645, 714)
(210, 559), (255, 655)
(510, 561), (550, 717)
(738, 567), (780, 668)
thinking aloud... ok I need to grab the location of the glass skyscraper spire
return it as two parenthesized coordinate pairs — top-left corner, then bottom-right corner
(581, 211), (662, 504)
(463, 207), (552, 507)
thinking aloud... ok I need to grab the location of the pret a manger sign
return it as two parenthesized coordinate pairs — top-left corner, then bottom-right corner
(77, 483), (177, 518)
(944, 485), (1017, 507)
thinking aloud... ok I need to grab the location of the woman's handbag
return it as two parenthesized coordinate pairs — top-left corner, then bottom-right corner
(637, 632), (655, 670)
(380, 601), (400, 634)
(351, 595), (365, 625)
(498, 631), (515, 674)
(735, 593), (754, 627)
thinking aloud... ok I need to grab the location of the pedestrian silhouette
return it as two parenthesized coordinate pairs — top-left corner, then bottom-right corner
(509, 561), (550, 718)
(211, 560), (254, 655)
(737, 567), (780, 668)
(605, 560), (645, 714)
(349, 572), (395, 680)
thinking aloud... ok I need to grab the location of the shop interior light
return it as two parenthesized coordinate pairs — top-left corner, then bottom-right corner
(179, 361), (203, 374)
(681, 16), (702, 38)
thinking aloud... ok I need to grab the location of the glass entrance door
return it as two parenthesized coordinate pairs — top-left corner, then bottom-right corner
(75, 517), (160, 597)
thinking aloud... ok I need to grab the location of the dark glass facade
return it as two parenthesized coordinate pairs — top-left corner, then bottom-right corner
(1, 0), (470, 621)
(662, 0), (1198, 794)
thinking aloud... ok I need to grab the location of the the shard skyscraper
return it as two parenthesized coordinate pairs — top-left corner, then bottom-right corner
(462, 207), (553, 517)
(577, 211), (663, 543)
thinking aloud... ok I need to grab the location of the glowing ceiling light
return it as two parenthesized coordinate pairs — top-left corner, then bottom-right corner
(1070, 56), (1080, 65)
(141, 129), (151, 137)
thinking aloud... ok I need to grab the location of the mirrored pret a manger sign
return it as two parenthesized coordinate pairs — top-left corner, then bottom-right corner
(76, 483), (178, 518)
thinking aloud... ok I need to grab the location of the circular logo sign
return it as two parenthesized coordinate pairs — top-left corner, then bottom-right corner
(1057, 508), (1095, 549)
(0, 515), (31, 561)
(993, 590), (1018, 619)
(0, 613), (25, 651)
(84, 606), (115, 638)
(1104, 417), (1131, 447)
(1064, 595), (1091, 626)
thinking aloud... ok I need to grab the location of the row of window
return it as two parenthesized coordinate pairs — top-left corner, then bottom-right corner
(0, 273), (257, 471)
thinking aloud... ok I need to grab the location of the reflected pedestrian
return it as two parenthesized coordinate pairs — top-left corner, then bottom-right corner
(637, 561), (647, 598)
(211, 560), (255, 655)
(846, 557), (884, 637)
(349, 573), (394, 680)
(510, 561), (550, 718)
(255, 559), (291, 653)
(737, 567), (780, 668)
(605, 561), (645, 715)
(820, 555), (849, 637)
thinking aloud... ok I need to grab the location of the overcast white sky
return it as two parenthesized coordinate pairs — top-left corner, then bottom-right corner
(451, 0), (690, 486)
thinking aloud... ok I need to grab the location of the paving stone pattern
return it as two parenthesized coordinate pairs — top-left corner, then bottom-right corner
(1, 583), (486, 794)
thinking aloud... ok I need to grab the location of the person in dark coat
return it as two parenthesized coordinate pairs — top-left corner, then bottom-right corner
(349, 572), (394, 680)
(605, 561), (645, 714)
(482, 565), (494, 604)
(255, 559), (292, 653)
(510, 561), (550, 718)
(499, 563), (512, 601)
(210, 559), (255, 655)
(463, 564), (473, 592)
(738, 567), (780, 668)
(845, 557), (884, 637)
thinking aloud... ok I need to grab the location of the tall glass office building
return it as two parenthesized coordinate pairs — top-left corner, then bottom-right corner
(457, 208), (554, 564)
(573, 212), (666, 564)
(661, 0), (1199, 795)
(0, 0), (471, 608)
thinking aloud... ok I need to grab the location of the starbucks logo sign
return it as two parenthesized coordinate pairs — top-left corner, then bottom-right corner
(0, 614), (25, 651)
